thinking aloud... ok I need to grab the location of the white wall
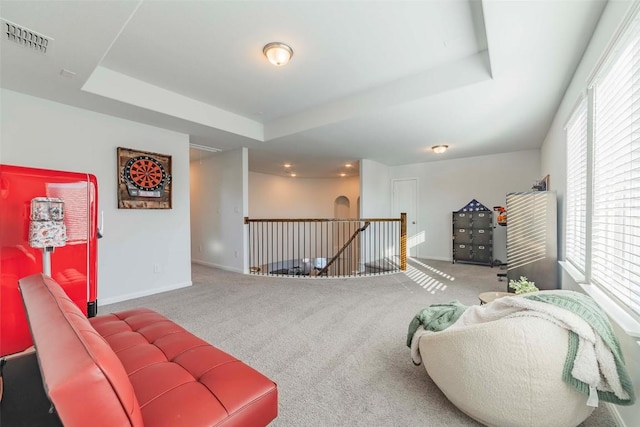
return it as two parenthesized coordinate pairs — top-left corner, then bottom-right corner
(1, 89), (192, 304)
(248, 172), (359, 218)
(360, 159), (391, 217)
(390, 150), (541, 262)
(190, 148), (247, 273)
(541, 1), (640, 425)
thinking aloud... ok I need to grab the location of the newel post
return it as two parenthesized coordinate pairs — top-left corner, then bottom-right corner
(400, 212), (407, 271)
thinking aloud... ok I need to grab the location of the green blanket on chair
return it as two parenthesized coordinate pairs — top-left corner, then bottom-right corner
(522, 291), (636, 406)
(406, 300), (467, 347)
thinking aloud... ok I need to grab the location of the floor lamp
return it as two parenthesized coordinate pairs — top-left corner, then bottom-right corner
(28, 197), (67, 276)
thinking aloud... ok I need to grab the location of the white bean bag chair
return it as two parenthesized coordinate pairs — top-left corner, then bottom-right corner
(418, 316), (594, 427)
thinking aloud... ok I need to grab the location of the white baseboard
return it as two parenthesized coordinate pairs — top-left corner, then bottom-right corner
(604, 403), (626, 427)
(98, 281), (192, 306)
(191, 259), (244, 274)
(409, 255), (451, 262)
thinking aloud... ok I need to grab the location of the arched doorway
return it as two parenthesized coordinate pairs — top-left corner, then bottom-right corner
(333, 196), (357, 275)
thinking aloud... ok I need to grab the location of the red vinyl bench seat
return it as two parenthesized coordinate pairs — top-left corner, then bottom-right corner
(18, 273), (278, 426)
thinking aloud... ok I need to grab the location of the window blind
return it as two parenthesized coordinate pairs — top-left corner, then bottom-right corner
(565, 98), (588, 272)
(592, 11), (640, 316)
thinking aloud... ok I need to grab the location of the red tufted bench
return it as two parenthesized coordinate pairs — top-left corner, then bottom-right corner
(18, 273), (278, 426)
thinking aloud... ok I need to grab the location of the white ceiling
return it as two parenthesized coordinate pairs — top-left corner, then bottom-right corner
(0, 0), (606, 178)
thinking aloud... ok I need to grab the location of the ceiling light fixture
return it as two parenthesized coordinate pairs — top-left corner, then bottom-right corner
(290, 173), (297, 177)
(340, 173), (346, 177)
(283, 163), (291, 168)
(432, 145), (448, 154)
(263, 42), (293, 66)
(345, 163), (352, 168)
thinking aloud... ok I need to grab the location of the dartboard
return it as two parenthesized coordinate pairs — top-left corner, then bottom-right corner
(123, 156), (168, 191)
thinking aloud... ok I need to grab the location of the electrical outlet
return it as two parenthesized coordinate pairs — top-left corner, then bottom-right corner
(154, 263), (161, 273)
(234, 250), (239, 258)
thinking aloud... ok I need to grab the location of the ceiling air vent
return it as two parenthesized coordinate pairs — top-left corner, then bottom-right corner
(2, 19), (52, 54)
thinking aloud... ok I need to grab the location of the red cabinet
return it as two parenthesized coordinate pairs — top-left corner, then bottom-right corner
(0, 164), (99, 356)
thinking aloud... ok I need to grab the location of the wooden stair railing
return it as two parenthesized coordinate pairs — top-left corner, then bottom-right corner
(244, 214), (407, 277)
(317, 221), (370, 276)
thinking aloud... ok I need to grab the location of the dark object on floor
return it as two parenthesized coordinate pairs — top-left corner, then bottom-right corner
(0, 357), (4, 401)
(0, 353), (62, 427)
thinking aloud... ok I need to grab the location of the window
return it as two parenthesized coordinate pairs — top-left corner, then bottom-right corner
(592, 11), (640, 316)
(566, 7), (640, 317)
(565, 98), (588, 273)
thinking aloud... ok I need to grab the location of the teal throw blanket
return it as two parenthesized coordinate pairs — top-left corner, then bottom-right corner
(524, 291), (636, 406)
(406, 300), (467, 348)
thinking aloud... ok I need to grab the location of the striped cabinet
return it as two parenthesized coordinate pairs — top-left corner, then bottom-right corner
(506, 191), (558, 289)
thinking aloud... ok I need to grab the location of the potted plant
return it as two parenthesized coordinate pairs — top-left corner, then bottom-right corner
(509, 276), (539, 294)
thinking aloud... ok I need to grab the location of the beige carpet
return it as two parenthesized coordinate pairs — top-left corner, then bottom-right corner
(102, 258), (616, 427)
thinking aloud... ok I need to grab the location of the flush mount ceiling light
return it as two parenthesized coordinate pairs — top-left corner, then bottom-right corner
(431, 145), (448, 154)
(263, 42), (293, 66)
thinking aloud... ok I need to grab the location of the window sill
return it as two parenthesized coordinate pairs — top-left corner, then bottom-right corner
(578, 284), (640, 338)
(559, 260), (585, 283)
(560, 261), (640, 338)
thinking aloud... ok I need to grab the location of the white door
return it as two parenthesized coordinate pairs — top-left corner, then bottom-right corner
(392, 179), (418, 257)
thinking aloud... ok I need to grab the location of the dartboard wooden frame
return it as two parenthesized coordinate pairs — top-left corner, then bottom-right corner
(117, 147), (172, 209)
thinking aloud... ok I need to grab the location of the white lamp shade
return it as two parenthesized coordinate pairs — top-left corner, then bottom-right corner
(29, 220), (67, 248)
(29, 197), (67, 248)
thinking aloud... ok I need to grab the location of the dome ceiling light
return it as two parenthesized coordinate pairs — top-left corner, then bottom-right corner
(431, 145), (448, 154)
(263, 42), (293, 66)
